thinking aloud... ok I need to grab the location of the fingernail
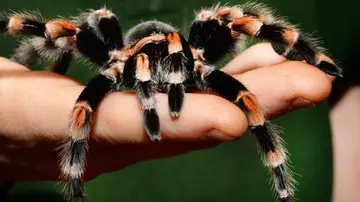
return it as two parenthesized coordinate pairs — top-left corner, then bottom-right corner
(206, 129), (237, 141)
(290, 97), (315, 109)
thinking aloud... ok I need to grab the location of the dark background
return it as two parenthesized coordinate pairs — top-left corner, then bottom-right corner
(0, 0), (357, 201)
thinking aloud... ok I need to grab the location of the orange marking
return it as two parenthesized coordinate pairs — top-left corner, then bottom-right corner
(217, 8), (232, 16)
(268, 150), (280, 163)
(51, 20), (77, 31)
(317, 53), (335, 65)
(231, 16), (263, 38)
(116, 48), (132, 61)
(136, 54), (150, 70)
(216, 7), (242, 23)
(267, 149), (285, 167)
(45, 20), (78, 40)
(282, 29), (299, 47)
(227, 23), (241, 38)
(216, 8), (232, 21)
(114, 34), (167, 63)
(167, 32), (183, 54)
(133, 34), (166, 53)
(71, 101), (92, 132)
(135, 53), (151, 81)
(8, 16), (24, 34)
(232, 16), (256, 26)
(236, 92), (265, 126)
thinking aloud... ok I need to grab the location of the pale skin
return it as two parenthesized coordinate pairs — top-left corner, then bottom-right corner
(0, 43), (334, 183)
(330, 83), (360, 202)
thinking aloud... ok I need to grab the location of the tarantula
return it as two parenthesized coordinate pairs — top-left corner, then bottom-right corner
(0, 2), (342, 202)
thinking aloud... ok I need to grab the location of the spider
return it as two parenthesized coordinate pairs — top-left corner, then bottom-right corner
(0, 2), (342, 202)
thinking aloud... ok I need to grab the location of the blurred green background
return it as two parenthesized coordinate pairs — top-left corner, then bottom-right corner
(0, 0), (357, 201)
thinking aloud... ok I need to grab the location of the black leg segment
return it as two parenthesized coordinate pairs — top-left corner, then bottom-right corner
(60, 74), (115, 202)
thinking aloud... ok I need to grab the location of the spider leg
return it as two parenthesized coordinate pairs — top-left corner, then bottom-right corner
(129, 53), (161, 141)
(52, 50), (73, 74)
(10, 37), (40, 67)
(10, 36), (73, 74)
(73, 8), (124, 51)
(49, 6), (124, 74)
(122, 25), (196, 140)
(0, 13), (77, 39)
(5, 13), (111, 66)
(232, 5), (342, 77)
(51, 7), (124, 72)
(10, 13), (111, 66)
(61, 62), (120, 201)
(193, 60), (294, 202)
(189, 3), (342, 77)
(51, 8), (124, 65)
(8, 36), (75, 74)
(1, 12), (76, 73)
(3, 8), (123, 73)
(56, 7), (124, 73)
(57, 14), (124, 199)
(163, 32), (193, 117)
(10, 26), (110, 68)
(230, 17), (341, 76)
(58, 17), (127, 200)
(93, 9), (123, 50)
(0, 11), (46, 36)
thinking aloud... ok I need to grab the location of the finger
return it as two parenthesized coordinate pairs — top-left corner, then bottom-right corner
(93, 92), (248, 144)
(0, 63), (331, 148)
(0, 71), (247, 180)
(221, 43), (286, 74)
(233, 61), (333, 119)
(86, 61), (333, 179)
(0, 57), (30, 72)
(0, 63), (332, 181)
(0, 71), (247, 143)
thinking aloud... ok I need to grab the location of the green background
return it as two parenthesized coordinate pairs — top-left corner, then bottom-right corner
(0, 0), (357, 201)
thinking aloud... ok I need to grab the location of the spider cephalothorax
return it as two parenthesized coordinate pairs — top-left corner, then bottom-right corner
(0, 3), (342, 202)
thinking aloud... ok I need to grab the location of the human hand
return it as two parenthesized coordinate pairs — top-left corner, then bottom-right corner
(0, 43), (334, 182)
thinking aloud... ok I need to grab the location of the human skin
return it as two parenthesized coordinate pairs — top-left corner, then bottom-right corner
(330, 84), (360, 202)
(0, 43), (334, 182)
